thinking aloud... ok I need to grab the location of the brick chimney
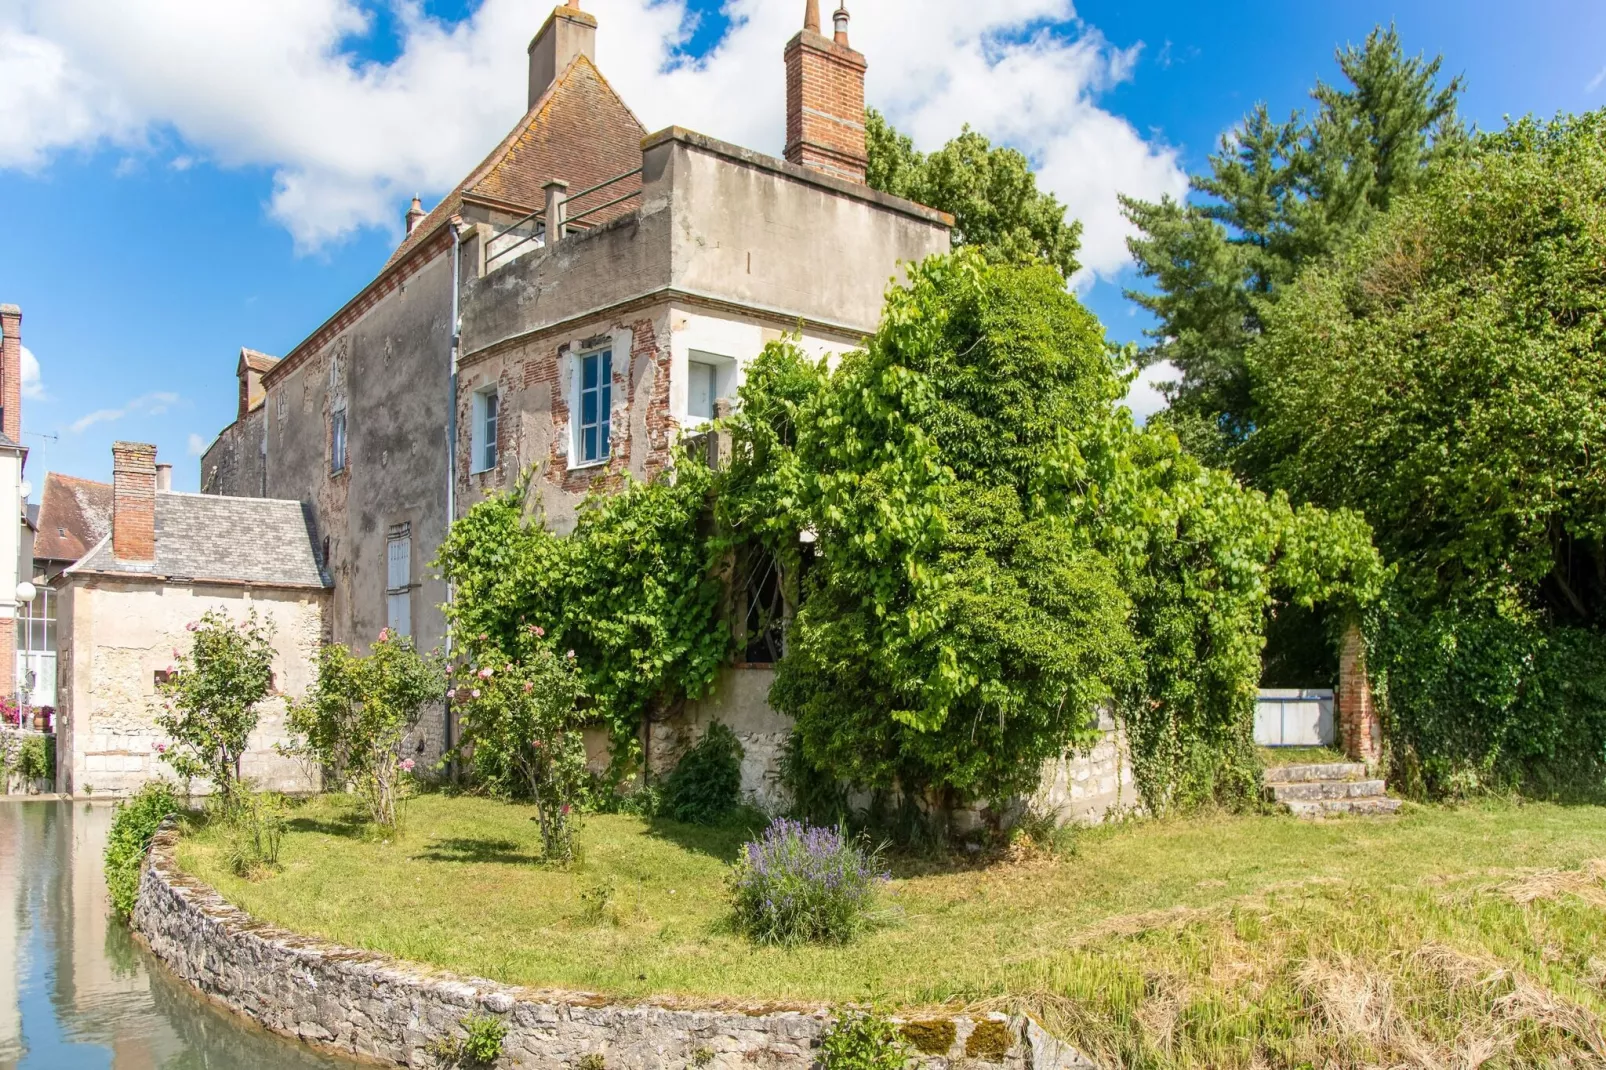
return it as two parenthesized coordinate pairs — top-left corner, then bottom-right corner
(784, 2), (868, 184)
(405, 195), (427, 236)
(112, 441), (158, 563)
(527, 1), (597, 111)
(0, 304), (21, 444)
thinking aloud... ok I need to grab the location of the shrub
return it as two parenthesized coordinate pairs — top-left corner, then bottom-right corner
(288, 631), (445, 827)
(663, 723), (744, 825)
(449, 636), (588, 863)
(104, 781), (180, 919)
(426, 1013), (506, 1068)
(820, 1009), (912, 1070)
(214, 789), (287, 879)
(154, 610), (276, 801)
(16, 734), (53, 782)
(729, 819), (887, 945)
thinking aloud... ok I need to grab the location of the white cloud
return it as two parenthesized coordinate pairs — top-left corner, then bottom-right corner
(69, 391), (179, 434)
(186, 432), (207, 457)
(19, 345), (43, 401)
(1124, 360), (1177, 424)
(0, 0), (1186, 278)
(1589, 66), (1606, 93)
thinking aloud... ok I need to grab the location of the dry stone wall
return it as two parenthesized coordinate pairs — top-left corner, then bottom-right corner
(133, 822), (1097, 1070)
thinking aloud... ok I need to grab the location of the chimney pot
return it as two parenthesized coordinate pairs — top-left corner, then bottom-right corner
(833, 3), (850, 44)
(527, 3), (598, 111)
(405, 195), (426, 237)
(112, 441), (158, 563)
(155, 463), (173, 492)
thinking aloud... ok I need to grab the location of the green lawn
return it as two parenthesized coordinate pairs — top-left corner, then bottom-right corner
(177, 795), (1606, 1068)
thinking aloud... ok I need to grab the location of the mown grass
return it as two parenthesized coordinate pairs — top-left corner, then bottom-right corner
(178, 795), (1606, 1068)
(1258, 745), (1351, 767)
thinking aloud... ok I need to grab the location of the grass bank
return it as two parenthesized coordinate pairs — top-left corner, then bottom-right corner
(178, 795), (1606, 1067)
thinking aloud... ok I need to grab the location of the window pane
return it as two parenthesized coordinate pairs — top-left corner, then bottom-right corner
(600, 415), (611, 458)
(582, 426), (598, 462)
(582, 353), (597, 390)
(602, 351), (612, 384)
(581, 389), (597, 427)
(689, 362), (716, 419)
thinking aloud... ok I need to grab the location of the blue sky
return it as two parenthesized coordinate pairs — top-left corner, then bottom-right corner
(0, 0), (1600, 494)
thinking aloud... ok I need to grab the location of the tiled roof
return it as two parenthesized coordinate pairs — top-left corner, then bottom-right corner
(385, 54), (646, 269)
(72, 493), (329, 589)
(239, 349), (280, 373)
(35, 473), (112, 564)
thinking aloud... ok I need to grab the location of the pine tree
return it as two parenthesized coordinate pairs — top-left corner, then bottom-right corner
(1121, 24), (1466, 465)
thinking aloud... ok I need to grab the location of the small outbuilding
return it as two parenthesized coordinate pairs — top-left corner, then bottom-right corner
(55, 442), (329, 798)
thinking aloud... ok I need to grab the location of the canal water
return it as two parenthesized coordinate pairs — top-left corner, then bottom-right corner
(0, 799), (361, 1069)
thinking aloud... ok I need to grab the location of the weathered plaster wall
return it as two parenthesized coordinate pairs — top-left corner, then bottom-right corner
(55, 580), (326, 798)
(652, 668), (790, 810)
(134, 821), (1097, 1069)
(262, 252), (454, 762)
(200, 405), (266, 498)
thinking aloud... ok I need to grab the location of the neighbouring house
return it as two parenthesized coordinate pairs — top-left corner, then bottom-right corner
(198, 0), (953, 805)
(54, 442), (328, 798)
(26, 472), (115, 711)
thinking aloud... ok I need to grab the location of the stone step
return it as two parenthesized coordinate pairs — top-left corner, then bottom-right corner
(1266, 779), (1386, 802)
(1264, 762), (1367, 783)
(1284, 796), (1403, 819)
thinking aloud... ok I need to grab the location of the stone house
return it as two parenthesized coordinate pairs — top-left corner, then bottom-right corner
(55, 443), (328, 798)
(198, 1), (955, 806)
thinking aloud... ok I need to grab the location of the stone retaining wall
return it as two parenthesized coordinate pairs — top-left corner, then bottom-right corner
(133, 822), (1096, 1069)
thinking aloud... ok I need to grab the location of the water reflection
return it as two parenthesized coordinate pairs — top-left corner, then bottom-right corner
(0, 800), (359, 1069)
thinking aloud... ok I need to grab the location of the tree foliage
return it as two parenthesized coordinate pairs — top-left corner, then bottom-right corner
(735, 252), (1383, 812)
(438, 461), (727, 766)
(866, 109), (1083, 280)
(1247, 111), (1606, 795)
(155, 610), (277, 800)
(1122, 25), (1466, 461)
(288, 630), (445, 827)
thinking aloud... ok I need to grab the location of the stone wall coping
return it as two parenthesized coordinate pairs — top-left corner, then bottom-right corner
(133, 819), (1099, 1069)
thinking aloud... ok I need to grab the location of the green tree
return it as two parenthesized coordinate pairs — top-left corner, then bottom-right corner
(1121, 25), (1466, 462)
(866, 110), (1083, 280)
(154, 610), (276, 801)
(747, 251), (1383, 812)
(287, 630), (445, 827)
(1246, 112), (1606, 796)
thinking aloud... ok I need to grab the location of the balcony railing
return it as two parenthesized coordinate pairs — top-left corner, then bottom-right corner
(484, 166), (643, 271)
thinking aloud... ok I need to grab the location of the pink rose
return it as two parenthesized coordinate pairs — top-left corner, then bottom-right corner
(534, 626), (545, 638)
(561, 804), (571, 816)
(185, 621), (198, 632)
(156, 743), (167, 754)
(401, 759), (415, 773)
(470, 688), (481, 699)
(447, 688), (457, 700)
(478, 667), (494, 679)
(522, 681), (534, 694)
(566, 650), (576, 660)
(379, 628), (390, 641)
(479, 633), (488, 642)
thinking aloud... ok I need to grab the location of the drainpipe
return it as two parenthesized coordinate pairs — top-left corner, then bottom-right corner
(444, 219), (464, 775)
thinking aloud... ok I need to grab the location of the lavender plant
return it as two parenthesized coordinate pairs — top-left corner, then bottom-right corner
(729, 819), (888, 945)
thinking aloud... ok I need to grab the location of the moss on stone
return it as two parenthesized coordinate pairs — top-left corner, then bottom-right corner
(900, 1019), (956, 1055)
(963, 1019), (1011, 1061)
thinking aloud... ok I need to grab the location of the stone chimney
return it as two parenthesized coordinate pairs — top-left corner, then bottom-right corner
(112, 441), (158, 563)
(0, 304), (21, 444)
(155, 463), (173, 492)
(784, 2), (868, 184)
(527, 1), (597, 111)
(405, 195), (427, 236)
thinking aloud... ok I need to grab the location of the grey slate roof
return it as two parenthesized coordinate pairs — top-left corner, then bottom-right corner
(71, 492), (329, 588)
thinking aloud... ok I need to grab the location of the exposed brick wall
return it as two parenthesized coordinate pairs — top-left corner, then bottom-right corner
(455, 310), (675, 522)
(1338, 622), (1382, 766)
(112, 442), (159, 563)
(0, 304), (20, 445)
(783, 30), (868, 184)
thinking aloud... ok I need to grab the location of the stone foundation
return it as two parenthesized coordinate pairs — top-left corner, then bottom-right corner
(133, 822), (1097, 1069)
